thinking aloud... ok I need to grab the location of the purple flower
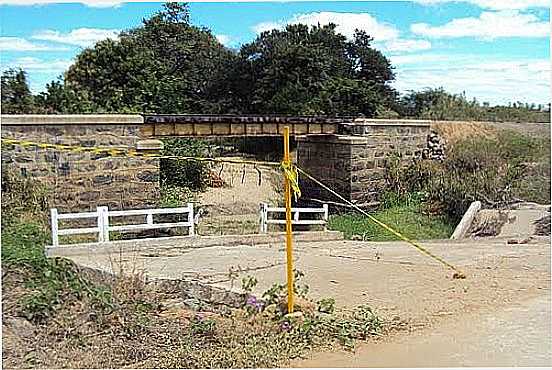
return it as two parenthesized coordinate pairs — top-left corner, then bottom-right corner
(254, 301), (264, 311)
(281, 321), (291, 331)
(246, 295), (257, 307)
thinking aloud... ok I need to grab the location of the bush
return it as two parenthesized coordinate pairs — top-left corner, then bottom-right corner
(160, 138), (210, 190)
(385, 130), (550, 222)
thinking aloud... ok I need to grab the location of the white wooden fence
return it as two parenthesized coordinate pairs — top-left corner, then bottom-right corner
(50, 204), (194, 247)
(259, 202), (329, 233)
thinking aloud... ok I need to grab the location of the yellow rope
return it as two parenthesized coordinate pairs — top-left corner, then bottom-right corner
(1, 138), (280, 168)
(2, 137), (465, 278)
(296, 167), (466, 279)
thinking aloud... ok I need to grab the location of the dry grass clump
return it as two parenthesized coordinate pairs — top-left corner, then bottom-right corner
(431, 121), (497, 146)
(5, 272), (385, 369)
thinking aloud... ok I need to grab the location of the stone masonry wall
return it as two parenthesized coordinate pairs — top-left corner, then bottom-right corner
(297, 123), (430, 206)
(1, 122), (160, 212)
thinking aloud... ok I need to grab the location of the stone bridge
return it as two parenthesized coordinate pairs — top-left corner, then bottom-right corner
(1, 114), (431, 211)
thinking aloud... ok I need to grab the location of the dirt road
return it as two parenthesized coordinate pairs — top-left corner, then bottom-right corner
(297, 292), (551, 367)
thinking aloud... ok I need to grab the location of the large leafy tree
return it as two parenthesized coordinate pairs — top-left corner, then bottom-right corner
(1, 69), (36, 114)
(229, 24), (396, 116)
(64, 2), (233, 113)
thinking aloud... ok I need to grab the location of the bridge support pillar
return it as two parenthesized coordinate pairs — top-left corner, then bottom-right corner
(297, 121), (430, 208)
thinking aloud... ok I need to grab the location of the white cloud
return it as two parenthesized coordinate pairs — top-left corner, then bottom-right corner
(392, 56), (550, 105)
(0, 37), (69, 51)
(252, 21), (283, 35)
(6, 57), (72, 72)
(32, 28), (119, 47)
(252, 12), (399, 41)
(252, 11), (432, 53)
(0, 0), (123, 7)
(411, 10), (549, 39)
(215, 34), (233, 46)
(383, 39), (432, 52)
(414, 0), (549, 10)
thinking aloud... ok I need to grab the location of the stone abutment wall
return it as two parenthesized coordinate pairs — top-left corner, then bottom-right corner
(1, 115), (160, 212)
(297, 121), (430, 206)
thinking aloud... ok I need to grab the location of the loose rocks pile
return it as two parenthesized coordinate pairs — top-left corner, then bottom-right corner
(422, 131), (447, 161)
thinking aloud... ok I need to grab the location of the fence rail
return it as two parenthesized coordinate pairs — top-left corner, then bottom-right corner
(259, 202), (328, 233)
(50, 204), (194, 247)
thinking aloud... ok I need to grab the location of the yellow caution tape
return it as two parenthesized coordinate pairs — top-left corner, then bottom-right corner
(296, 166), (466, 279)
(0, 138), (280, 168)
(280, 159), (301, 201)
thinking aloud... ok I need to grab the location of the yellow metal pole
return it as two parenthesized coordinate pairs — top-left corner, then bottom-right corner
(283, 126), (294, 313)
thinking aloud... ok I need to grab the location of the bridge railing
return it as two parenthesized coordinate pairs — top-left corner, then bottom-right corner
(50, 204), (194, 247)
(259, 202), (329, 233)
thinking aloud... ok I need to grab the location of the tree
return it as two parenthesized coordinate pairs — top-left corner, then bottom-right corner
(229, 23), (397, 116)
(1, 69), (36, 114)
(34, 79), (98, 114)
(63, 2), (233, 113)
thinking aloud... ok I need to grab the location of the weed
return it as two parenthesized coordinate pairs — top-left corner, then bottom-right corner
(317, 297), (336, 314)
(262, 283), (286, 305)
(190, 314), (217, 336)
(241, 275), (258, 293)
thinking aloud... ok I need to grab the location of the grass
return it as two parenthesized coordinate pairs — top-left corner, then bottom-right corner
(2, 171), (389, 368)
(2, 218), (387, 368)
(1, 218), (112, 323)
(328, 196), (455, 241)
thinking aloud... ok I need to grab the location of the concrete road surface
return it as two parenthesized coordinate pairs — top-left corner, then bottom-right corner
(62, 235), (551, 367)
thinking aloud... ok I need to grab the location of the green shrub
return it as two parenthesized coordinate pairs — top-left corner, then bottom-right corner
(385, 130), (550, 222)
(159, 184), (195, 208)
(160, 138), (210, 190)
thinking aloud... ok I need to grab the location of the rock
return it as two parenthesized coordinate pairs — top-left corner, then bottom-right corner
(183, 298), (202, 311)
(279, 296), (316, 315)
(422, 131), (447, 161)
(507, 237), (533, 245)
(3, 317), (35, 339)
(263, 303), (281, 317)
(161, 298), (186, 310)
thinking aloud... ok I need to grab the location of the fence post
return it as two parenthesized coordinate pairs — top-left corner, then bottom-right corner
(259, 202), (267, 233)
(101, 206), (110, 242)
(323, 204), (329, 231)
(50, 208), (59, 247)
(97, 207), (104, 243)
(187, 203), (195, 236)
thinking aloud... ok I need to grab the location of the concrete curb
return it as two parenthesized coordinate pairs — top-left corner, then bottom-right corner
(46, 231), (344, 257)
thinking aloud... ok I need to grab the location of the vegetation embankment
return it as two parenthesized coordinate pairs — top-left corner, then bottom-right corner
(329, 129), (550, 241)
(2, 171), (389, 368)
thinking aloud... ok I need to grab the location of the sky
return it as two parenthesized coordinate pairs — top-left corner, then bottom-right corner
(0, 0), (550, 106)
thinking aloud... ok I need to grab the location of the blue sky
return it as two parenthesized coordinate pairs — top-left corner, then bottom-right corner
(0, 1), (549, 106)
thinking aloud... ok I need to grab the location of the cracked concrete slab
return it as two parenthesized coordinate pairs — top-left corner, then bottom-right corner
(62, 235), (550, 331)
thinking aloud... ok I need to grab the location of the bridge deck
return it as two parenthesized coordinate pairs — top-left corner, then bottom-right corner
(2, 114), (434, 137)
(142, 114), (348, 137)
